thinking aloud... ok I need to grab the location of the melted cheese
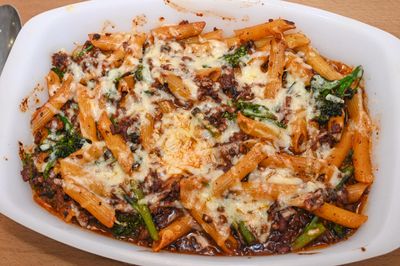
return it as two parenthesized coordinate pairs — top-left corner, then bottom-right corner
(154, 110), (215, 179)
(237, 59), (268, 87)
(31, 26), (355, 247)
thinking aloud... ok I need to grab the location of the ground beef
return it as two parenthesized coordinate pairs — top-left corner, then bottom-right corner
(234, 85), (255, 101)
(152, 79), (169, 93)
(52, 51), (70, 72)
(34, 130), (45, 145)
(160, 44), (171, 53)
(204, 110), (228, 132)
(216, 141), (248, 172)
(218, 67), (238, 98)
(303, 189), (325, 211)
(264, 206), (313, 254)
(163, 180), (180, 203)
(196, 77), (220, 102)
(143, 171), (163, 194)
(60, 101), (79, 129)
(318, 132), (336, 147)
(110, 116), (138, 143)
(152, 207), (182, 229)
(168, 231), (220, 255)
(20, 157), (37, 182)
(30, 174), (73, 218)
(229, 131), (250, 143)
(330, 122), (343, 134)
(325, 187), (348, 206)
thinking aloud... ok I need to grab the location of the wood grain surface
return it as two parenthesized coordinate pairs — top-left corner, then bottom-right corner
(0, 0), (399, 265)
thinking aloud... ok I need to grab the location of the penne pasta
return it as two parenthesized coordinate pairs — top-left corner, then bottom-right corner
(347, 90), (374, 183)
(97, 112), (134, 174)
(76, 85), (98, 142)
(328, 111), (345, 136)
(164, 73), (192, 102)
(296, 45), (343, 81)
(326, 124), (353, 167)
(152, 215), (194, 252)
(212, 143), (267, 196)
(313, 203), (367, 229)
(352, 131), (374, 183)
(89, 32), (129, 51)
(117, 75), (135, 93)
(254, 33), (310, 51)
(140, 113), (155, 152)
(63, 179), (115, 228)
(284, 33), (310, 49)
(31, 75), (74, 133)
(152, 22), (206, 40)
(183, 29), (223, 44)
(125, 33), (147, 59)
(195, 67), (222, 81)
(189, 208), (238, 254)
(107, 48), (126, 68)
(346, 183), (369, 203)
(260, 153), (336, 178)
(264, 38), (287, 98)
(224, 36), (242, 48)
(158, 100), (175, 114)
(242, 182), (298, 200)
(237, 113), (282, 142)
(234, 19), (296, 42)
(68, 142), (105, 163)
(285, 52), (314, 85)
(290, 110), (308, 154)
(46, 69), (61, 97)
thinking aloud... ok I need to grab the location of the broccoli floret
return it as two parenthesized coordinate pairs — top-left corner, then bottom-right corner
(235, 100), (286, 128)
(20, 151), (37, 182)
(76, 44), (94, 58)
(222, 43), (252, 67)
(112, 212), (142, 237)
(51, 67), (65, 80)
(315, 100), (344, 124)
(312, 66), (363, 124)
(134, 64), (144, 81)
(42, 115), (86, 178)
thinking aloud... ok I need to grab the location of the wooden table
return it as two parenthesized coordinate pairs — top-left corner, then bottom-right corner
(1, 0), (399, 265)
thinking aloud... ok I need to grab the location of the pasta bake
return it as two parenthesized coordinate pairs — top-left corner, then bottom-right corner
(19, 18), (373, 255)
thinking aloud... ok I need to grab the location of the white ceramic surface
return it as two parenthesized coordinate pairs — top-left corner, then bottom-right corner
(0, 0), (400, 265)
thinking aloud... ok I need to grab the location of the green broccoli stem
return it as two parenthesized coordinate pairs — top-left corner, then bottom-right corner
(51, 67), (65, 80)
(235, 100), (286, 128)
(292, 161), (354, 250)
(337, 66), (363, 97)
(331, 223), (346, 238)
(123, 193), (159, 241)
(335, 165), (354, 190)
(232, 220), (256, 245)
(222, 45), (248, 67)
(77, 44), (94, 58)
(134, 65), (144, 81)
(43, 156), (57, 179)
(292, 216), (326, 250)
(237, 221), (256, 245)
(58, 114), (73, 133)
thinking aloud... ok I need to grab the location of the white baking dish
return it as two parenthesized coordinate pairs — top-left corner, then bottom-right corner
(0, 0), (399, 265)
